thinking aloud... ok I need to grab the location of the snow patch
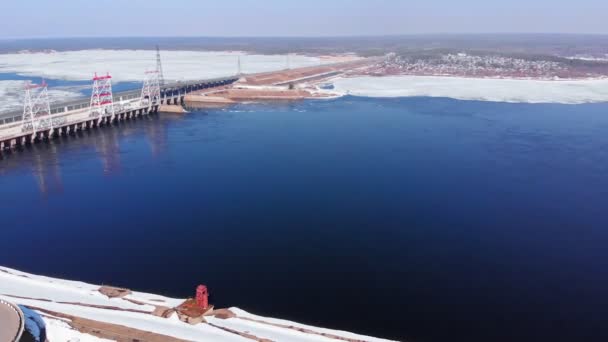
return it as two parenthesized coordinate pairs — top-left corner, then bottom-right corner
(208, 308), (392, 342)
(45, 318), (112, 342)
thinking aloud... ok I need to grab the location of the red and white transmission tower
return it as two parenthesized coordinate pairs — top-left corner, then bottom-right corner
(90, 72), (115, 124)
(141, 70), (161, 109)
(22, 80), (52, 136)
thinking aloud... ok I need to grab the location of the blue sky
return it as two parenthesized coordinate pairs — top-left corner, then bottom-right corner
(1, 0), (607, 38)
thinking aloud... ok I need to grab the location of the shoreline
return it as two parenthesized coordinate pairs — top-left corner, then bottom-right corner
(326, 75), (608, 104)
(0, 266), (396, 342)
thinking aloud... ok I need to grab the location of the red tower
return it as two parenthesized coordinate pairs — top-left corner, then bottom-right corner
(90, 72), (115, 124)
(196, 285), (209, 310)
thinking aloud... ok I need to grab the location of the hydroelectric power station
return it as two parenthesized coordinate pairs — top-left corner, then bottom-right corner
(0, 48), (238, 151)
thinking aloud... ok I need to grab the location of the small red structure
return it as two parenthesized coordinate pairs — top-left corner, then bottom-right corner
(175, 285), (213, 322)
(196, 285), (209, 310)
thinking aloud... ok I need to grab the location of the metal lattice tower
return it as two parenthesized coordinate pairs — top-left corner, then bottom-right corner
(90, 72), (115, 123)
(237, 55), (242, 76)
(141, 70), (161, 108)
(22, 80), (52, 135)
(156, 45), (165, 86)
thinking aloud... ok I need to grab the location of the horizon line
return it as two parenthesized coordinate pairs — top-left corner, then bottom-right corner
(2, 32), (608, 41)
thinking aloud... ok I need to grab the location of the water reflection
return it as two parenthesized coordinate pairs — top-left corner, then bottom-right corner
(145, 116), (169, 157)
(0, 114), (178, 194)
(95, 124), (122, 175)
(30, 143), (63, 195)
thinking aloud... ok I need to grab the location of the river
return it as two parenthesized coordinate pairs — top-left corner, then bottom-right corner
(1, 96), (608, 342)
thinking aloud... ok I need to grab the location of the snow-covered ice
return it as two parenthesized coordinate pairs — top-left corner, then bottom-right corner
(332, 75), (608, 104)
(0, 50), (324, 83)
(0, 80), (81, 114)
(0, 266), (395, 342)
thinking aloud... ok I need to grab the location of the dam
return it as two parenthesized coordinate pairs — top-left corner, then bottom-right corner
(0, 51), (372, 152)
(0, 72), (238, 151)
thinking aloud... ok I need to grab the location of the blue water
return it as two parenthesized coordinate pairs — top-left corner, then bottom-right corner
(1, 96), (608, 342)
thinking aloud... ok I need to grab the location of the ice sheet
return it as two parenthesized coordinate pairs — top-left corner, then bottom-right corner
(332, 75), (608, 104)
(0, 50), (324, 83)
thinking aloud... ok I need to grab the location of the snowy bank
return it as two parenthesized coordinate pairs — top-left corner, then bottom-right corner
(332, 75), (608, 104)
(0, 266), (395, 342)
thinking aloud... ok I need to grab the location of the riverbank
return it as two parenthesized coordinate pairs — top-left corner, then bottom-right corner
(0, 266), (395, 342)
